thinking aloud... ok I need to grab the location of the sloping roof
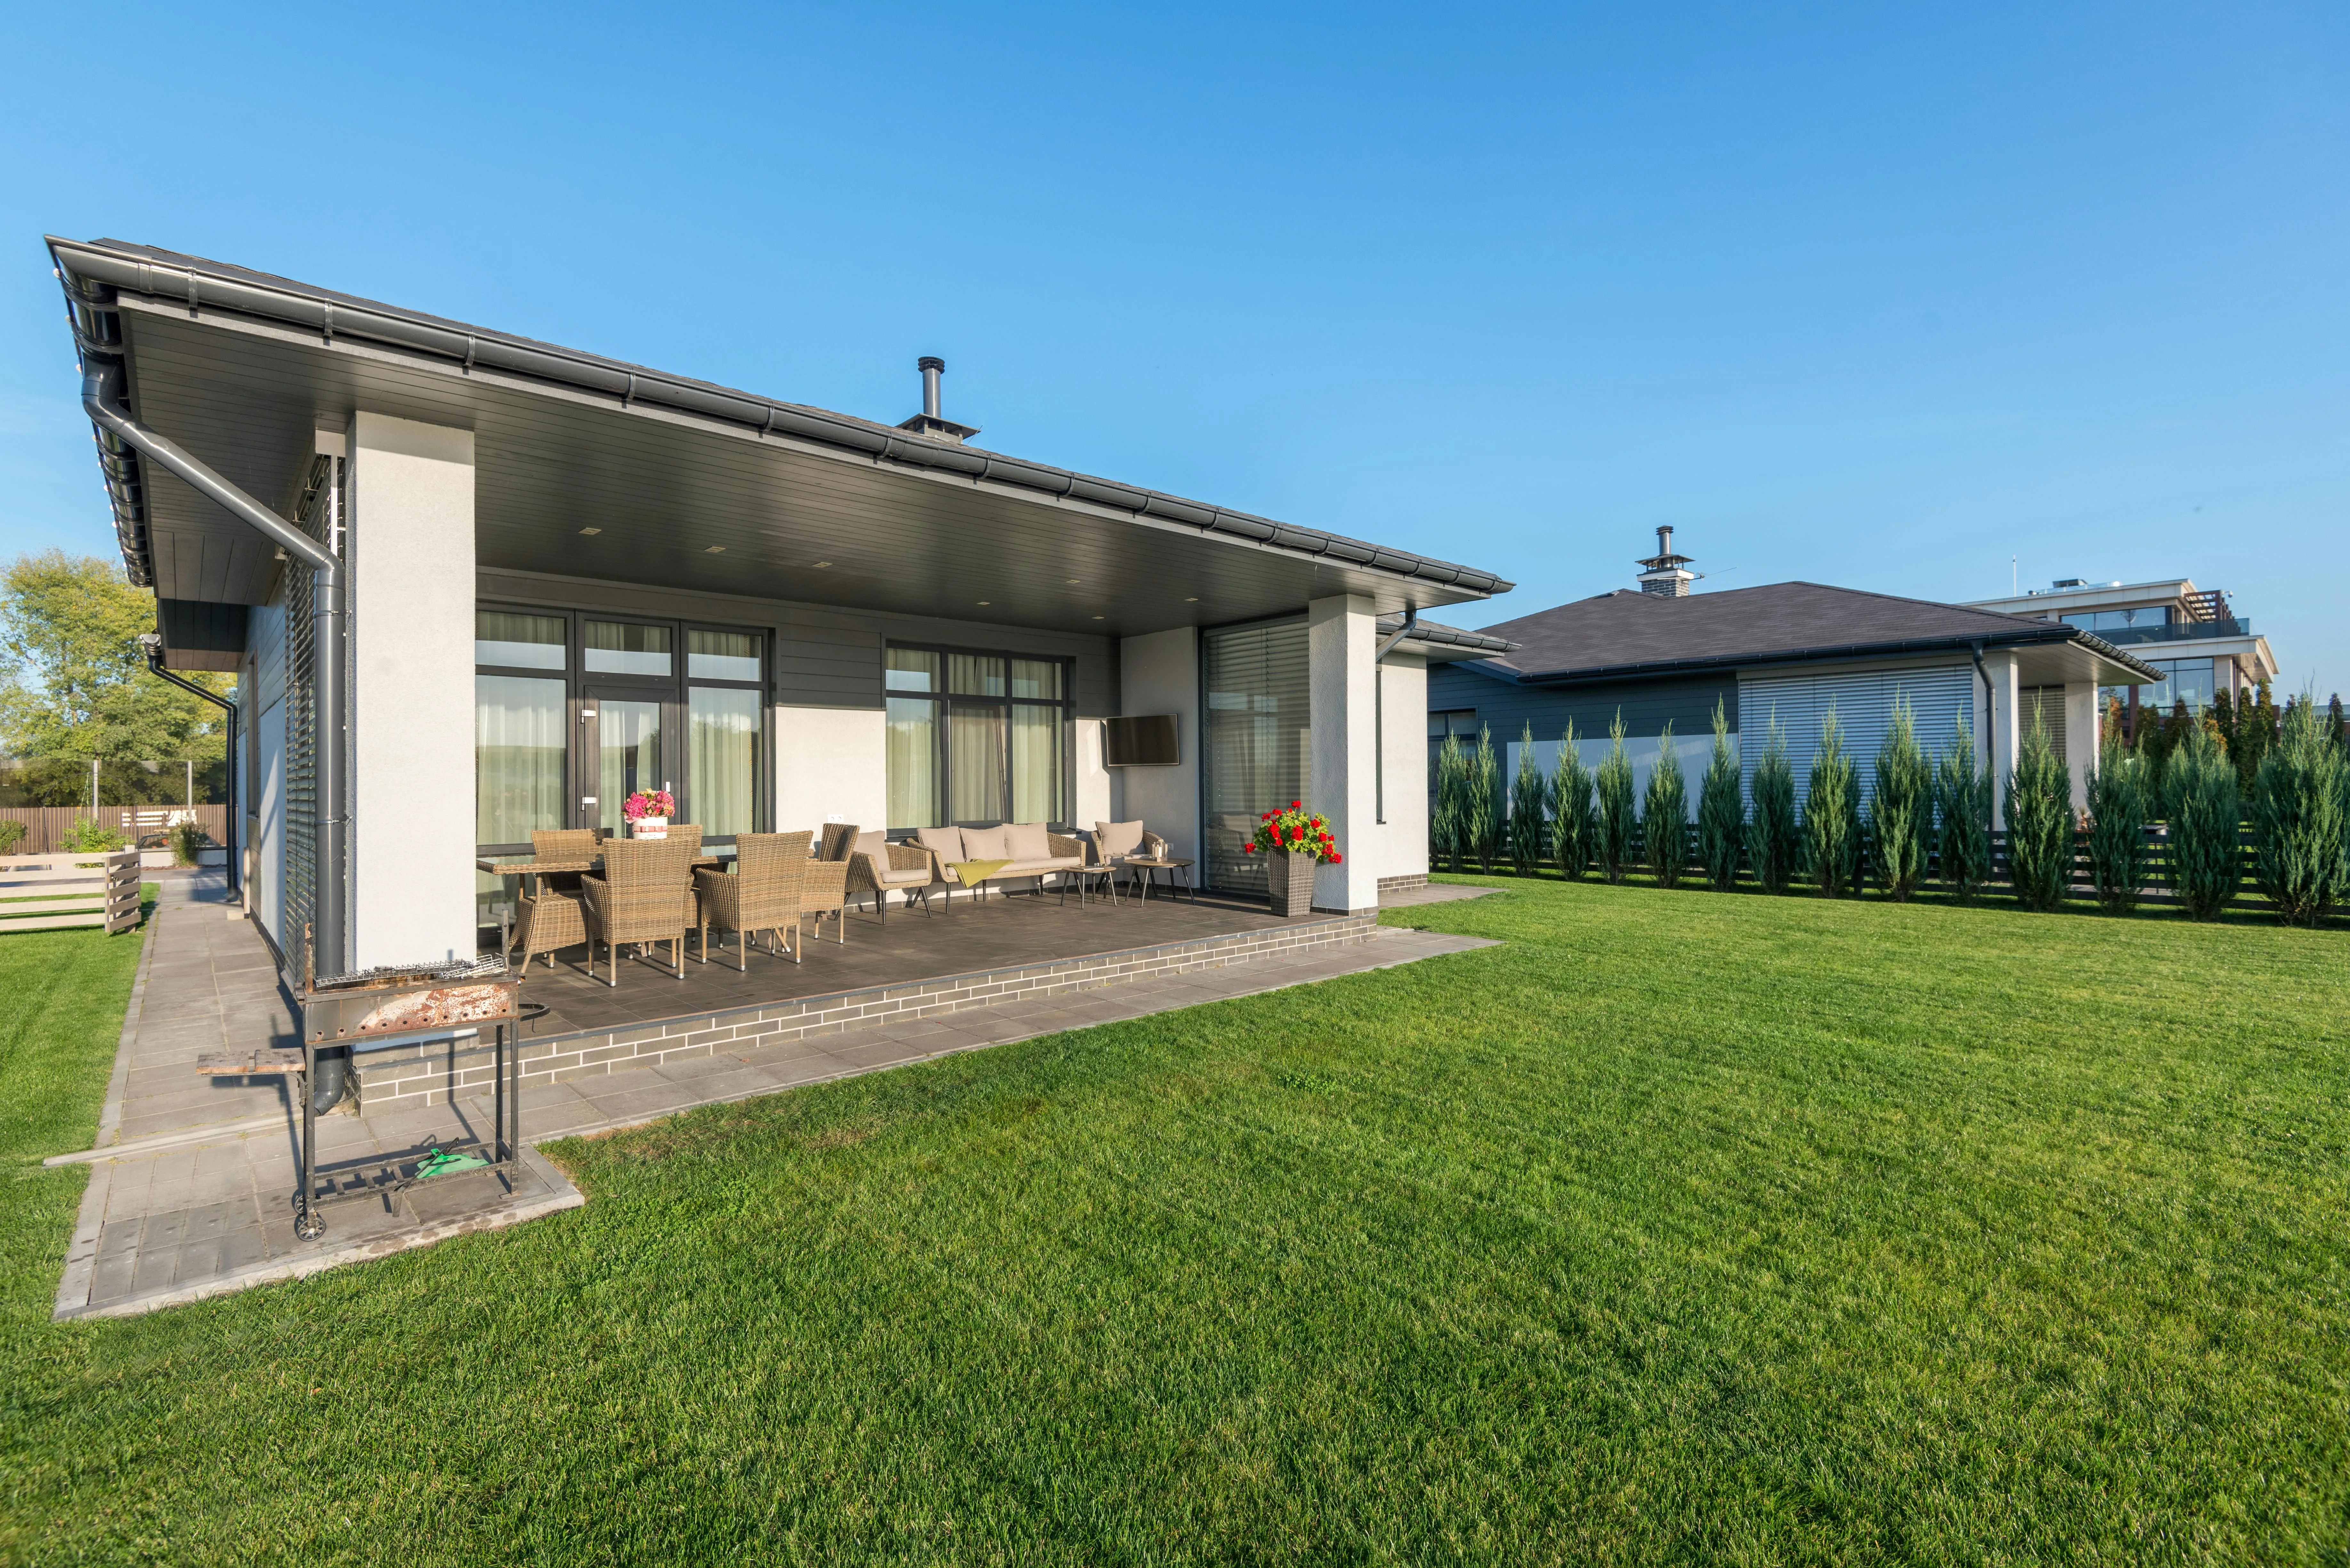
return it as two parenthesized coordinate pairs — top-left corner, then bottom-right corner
(50, 236), (1512, 606)
(1460, 580), (2163, 684)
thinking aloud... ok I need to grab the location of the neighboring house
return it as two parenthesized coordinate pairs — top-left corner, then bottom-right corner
(52, 236), (1517, 973)
(1429, 531), (2161, 822)
(1961, 578), (2280, 730)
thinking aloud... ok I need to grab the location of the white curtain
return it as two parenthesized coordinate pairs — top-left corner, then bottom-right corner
(476, 676), (566, 845)
(689, 688), (760, 836)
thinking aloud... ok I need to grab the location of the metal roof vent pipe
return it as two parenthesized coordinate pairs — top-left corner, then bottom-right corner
(898, 356), (981, 446)
(1635, 524), (1697, 597)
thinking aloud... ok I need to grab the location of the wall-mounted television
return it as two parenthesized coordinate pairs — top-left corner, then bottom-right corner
(1104, 715), (1180, 767)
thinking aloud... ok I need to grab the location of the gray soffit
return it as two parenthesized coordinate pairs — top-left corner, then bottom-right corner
(48, 237), (1511, 636)
(1459, 581), (2164, 687)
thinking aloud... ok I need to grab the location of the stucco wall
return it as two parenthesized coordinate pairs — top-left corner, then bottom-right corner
(1114, 626), (1199, 862)
(350, 412), (477, 969)
(1308, 594), (1378, 914)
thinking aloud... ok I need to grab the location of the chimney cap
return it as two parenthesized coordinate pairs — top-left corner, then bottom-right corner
(917, 355), (945, 373)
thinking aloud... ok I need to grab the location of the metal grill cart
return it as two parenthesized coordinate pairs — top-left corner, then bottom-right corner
(294, 959), (520, 1241)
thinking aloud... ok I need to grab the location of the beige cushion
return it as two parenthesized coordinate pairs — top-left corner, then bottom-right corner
(1002, 855), (1083, 876)
(874, 860), (932, 886)
(1094, 820), (1144, 860)
(916, 825), (964, 862)
(1005, 821), (1051, 860)
(961, 824), (1010, 860)
(854, 830), (888, 862)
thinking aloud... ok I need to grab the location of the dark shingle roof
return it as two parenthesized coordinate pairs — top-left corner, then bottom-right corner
(1465, 580), (2158, 683)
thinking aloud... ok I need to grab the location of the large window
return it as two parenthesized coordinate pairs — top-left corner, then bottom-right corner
(474, 607), (767, 849)
(884, 644), (1072, 831)
(2104, 657), (2216, 718)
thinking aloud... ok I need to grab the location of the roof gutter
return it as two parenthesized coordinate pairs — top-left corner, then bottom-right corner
(47, 236), (1514, 603)
(1493, 625), (2164, 688)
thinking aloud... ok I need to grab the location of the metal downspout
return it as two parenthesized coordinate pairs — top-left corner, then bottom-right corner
(138, 636), (240, 902)
(1969, 640), (1995, 773)
(81, 365), (351, 1110)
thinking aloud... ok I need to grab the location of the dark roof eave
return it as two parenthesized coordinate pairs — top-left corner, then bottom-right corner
(48, 236), (1514, 603)
(1481, 625), (2164, 687)
(1377, 614), (1518, 655)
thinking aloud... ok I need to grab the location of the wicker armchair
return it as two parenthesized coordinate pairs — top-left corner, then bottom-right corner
(844, 830), (938, 922)
(579, 838), (698, 986)
(695, 831), (810, 969)
(508, 889), (585, 970)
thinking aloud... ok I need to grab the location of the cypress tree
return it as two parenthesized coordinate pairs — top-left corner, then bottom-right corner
(1746, 715), (1799, 894)
(1550, 720), (1595, 881)
(1594, 712), (1637, 884)
(1696, 698), (1743, 891)
(1431, 732), (1466, 873)
(2085, 728), (2151, 912)
(1643, 722), (1689, 888)
(1870, 696), (1930, 901)
(1508, 722), (1549, 875)
(2250, 689), (2348, 926)
(2167, 723), (2241, 921)
(1803, 709), (1862, 897)
(1934, 716), (1993, 900)
(1466, 725), (1502, 874)
(2005, 705), (2074, 912)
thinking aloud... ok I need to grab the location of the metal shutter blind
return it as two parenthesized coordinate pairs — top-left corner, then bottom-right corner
(1203, 620), (1311, 895)
(1738, 664), (1973, 807)
(2020, 686), (2066, 759)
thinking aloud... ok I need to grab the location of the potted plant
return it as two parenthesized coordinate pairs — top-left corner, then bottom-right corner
(1242, 800), (1340, 916)
(623, 789), (676, 839)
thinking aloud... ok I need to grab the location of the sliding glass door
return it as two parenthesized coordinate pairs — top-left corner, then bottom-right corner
(1202, 620), (1311, 895)
(588, 690), (666, 835)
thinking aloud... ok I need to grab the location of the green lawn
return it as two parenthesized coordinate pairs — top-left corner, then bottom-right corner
(3, 880), (2346, 1564)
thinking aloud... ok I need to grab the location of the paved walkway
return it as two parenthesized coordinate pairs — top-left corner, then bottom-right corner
(49, 873), (1497, 1320)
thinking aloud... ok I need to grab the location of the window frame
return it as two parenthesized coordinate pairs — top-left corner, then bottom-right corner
(882, 640), (1076, 836)
(474, 603), (771, 855)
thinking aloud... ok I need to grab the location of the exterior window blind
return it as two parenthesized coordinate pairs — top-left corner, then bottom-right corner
(1202, 620), (1311, 895)
(1737, 664), (1974, 809)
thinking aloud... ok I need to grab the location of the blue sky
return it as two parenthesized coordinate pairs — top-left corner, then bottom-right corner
(4, 3), (2344, 691)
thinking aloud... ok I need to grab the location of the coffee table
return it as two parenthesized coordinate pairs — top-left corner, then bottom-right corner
(1120, 856), (1196, 904)
(1062, 863), (1119, 908)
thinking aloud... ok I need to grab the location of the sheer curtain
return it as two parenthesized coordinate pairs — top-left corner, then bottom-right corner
(476, 676), (566, 845)
(597, 700), (664, 834)
(1011, 705), (1062, 823)
(948, 703), (1006, 824)
(689, 688), (760, 836)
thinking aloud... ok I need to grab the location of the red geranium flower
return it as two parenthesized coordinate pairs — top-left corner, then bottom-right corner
(1242, 843), (1255, 853)
(1290, 800), (1300, 809)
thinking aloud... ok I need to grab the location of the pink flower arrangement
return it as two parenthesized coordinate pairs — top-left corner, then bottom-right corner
(1242, 801), (1340, 864)
(622, 789), (675, 822)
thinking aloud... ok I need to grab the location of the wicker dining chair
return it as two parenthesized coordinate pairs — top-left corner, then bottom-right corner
(579, 838), (698, 985)
(695, 830), (811, 969)
(799, 823), (854, 946)
(508, 887), (586, 970)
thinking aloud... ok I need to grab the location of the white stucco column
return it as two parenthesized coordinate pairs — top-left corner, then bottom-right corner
(773, 706), (885, 836)
(2063, 681), (2097, 817)
(348, 412), (476, 969)
(1308, 594), (1378, 913)
(1377, 652), (1430, 887)
(1985, 649), (2020, 829)
(1117, 627), (1200, 863)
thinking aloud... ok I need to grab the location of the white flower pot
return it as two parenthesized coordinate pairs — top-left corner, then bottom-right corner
(632, 816), (669, 840)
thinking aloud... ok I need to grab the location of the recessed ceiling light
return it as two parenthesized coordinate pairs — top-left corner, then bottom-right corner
(977, 601), (991, 606)
(811, 560), (832, 569)
(578, 527), (602, 536)
(704, 545), (726, 553)
(1066, 578), (1081, 585)
(1092, 615), (1105, 620)
(1184, 596), (1199, 602)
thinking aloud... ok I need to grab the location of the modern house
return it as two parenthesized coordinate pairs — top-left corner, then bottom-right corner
(51, 236), (1517, 980)
(1429, 530), (2162, 821)
(1961, 577), (2280, 730)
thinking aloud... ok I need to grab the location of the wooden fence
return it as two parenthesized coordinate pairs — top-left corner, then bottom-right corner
(0, 850), (142, 934)
(0, 805), (228, 856)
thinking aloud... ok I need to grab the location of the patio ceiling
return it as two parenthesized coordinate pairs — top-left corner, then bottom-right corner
(60, 240), (1512, 640)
